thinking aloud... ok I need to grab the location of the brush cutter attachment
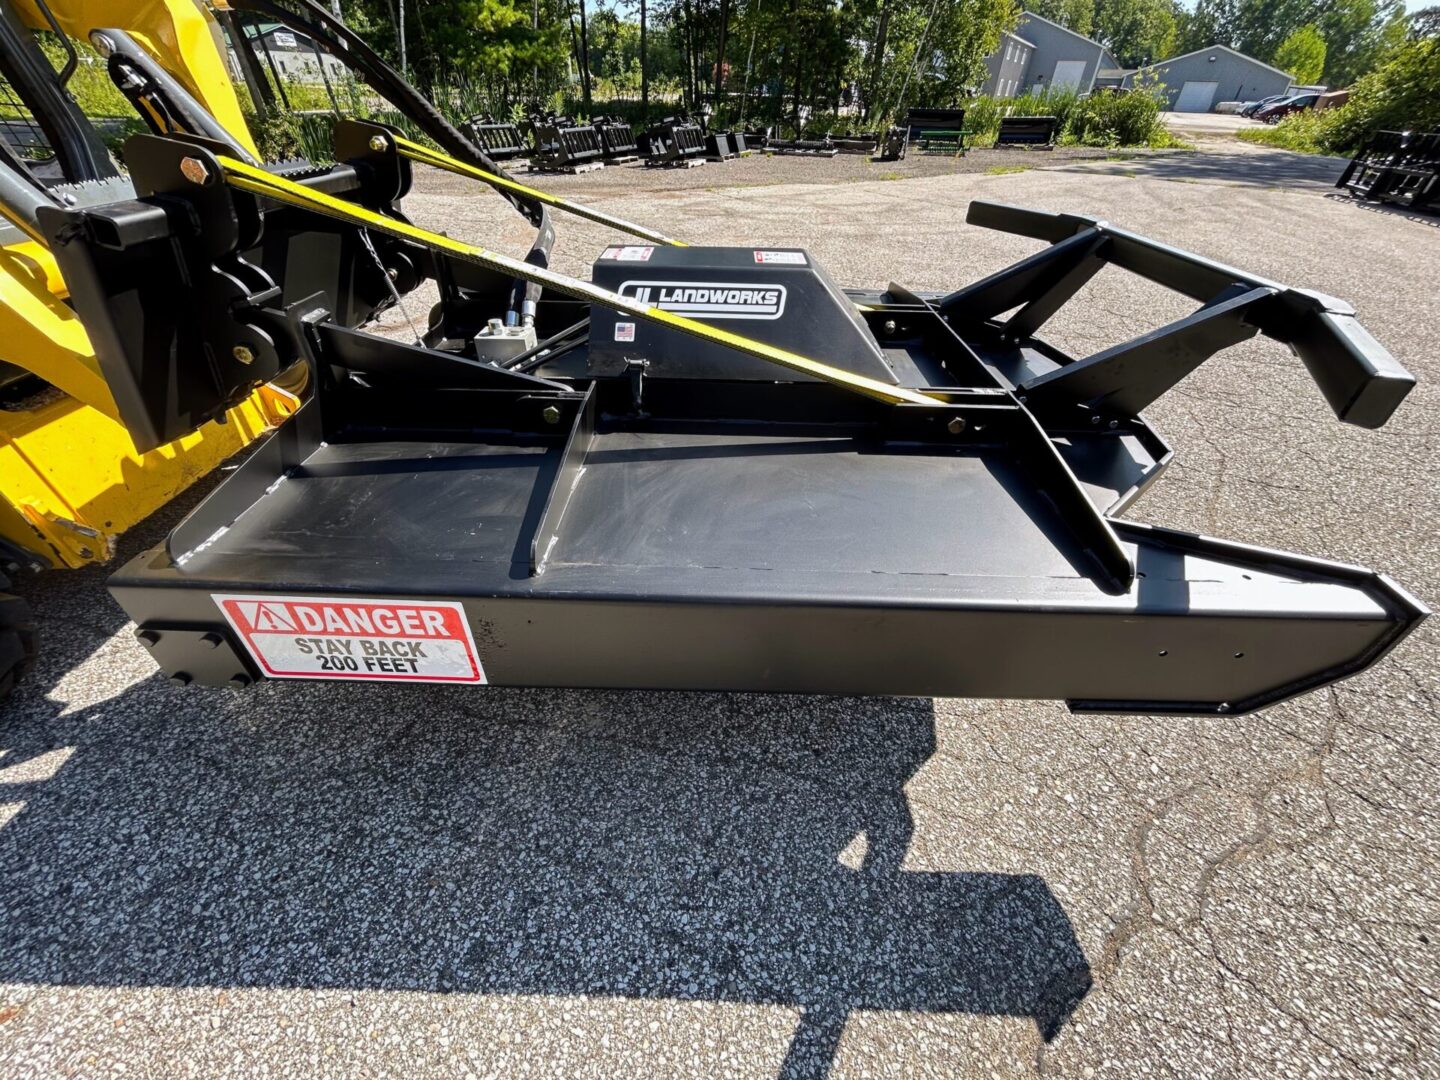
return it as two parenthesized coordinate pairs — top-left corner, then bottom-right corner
(38, 127), (1425, 714)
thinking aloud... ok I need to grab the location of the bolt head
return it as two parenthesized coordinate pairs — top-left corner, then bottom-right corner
(89, 31), (116, 58)
(369, 135), (390, 152)
(542, 405), (562, 425)
(232, 345), (254, 365)
(179, 156), (211, 186)
(947, 416), (967, 435)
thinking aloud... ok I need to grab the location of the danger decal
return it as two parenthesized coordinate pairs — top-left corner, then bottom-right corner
(213, 594), (486, 683)
(619, 280), (787, 320)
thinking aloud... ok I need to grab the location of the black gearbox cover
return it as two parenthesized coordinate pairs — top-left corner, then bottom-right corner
(588, 245), (898, 384)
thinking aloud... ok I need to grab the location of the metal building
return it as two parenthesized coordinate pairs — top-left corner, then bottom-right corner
(1123, 45), (1296, 112)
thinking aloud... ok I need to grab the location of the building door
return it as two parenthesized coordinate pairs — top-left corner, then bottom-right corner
(1051, 60), (1088, 90)
(1175, 80), (1219, 112)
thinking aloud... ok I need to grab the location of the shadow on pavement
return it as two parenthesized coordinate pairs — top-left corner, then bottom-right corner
(1053, 147), (1350, 190)
(1322, 191), (1440, 229)
(0, 510), (1091, 1078)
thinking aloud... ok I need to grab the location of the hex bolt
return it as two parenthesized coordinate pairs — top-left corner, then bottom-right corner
(369, 135), (389, 152)
(542, 405), (562, 425)
(947, 416), (967, 435)
(232, 345), (254, 365)
(169, 672), (193, 687)
(883, 320), (897, 335)
(228, 674), (252, 690)
(1090, 415), (1101, 425)
(136, 629), (160, 648)
(179, 156), (211, 186)
(1108, 420), (1119, 429)
(200, 632), (224, 649)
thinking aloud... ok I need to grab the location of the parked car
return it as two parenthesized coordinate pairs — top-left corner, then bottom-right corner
(1256, 94), (1321, 123)
(1240, 94), (1288, 118)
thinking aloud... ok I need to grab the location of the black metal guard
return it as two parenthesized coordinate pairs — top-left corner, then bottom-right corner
(948, 201), (1415, 429)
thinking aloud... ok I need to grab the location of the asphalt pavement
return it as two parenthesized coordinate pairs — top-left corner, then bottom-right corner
(1, 143), (1436, 1078)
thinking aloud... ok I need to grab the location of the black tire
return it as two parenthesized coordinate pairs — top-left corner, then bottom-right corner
(0, 574), (37, 703)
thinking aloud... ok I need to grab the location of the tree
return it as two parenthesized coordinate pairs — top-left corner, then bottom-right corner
(1170, 0), (1406, 85)
(1413, 6), (1440, 38)
(1026, 0), (1095, 36)
(1272, 23), (1326, 83)
(1092, 0), (1178, 68)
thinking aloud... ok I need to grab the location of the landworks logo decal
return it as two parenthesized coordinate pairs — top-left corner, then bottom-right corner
(619, 280), (787, 320)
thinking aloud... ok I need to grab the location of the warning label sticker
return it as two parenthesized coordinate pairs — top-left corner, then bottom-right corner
(601, 245), (654, 262)
(753, 250), (807, 265)
(213, 594), (486, 684)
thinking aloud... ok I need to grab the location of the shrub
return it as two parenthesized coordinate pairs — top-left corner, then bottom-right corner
(1065, 86), (1164, 148)
(1238, 39), (1440, 156)
(1236, 109), (1331, 154)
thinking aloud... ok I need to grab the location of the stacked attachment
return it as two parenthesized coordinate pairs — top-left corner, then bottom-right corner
(594, 117), (640, 162)
(830, 132), (882, 155)
(705, 130), (738, 161)
(763, 135), (838, 157)
(905, 108), (970, 154)
(642, 116), (706, 166)
(463, 114), (528, 160)
(528, 113), (604, 173)
(996, 116), (1059, 149)
(1337, 129), (1439, 212)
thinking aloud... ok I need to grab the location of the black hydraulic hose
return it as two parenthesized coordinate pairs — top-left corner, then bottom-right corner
(227, 0), (552, 321)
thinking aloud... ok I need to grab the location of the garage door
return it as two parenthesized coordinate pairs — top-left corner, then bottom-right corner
(1051, 60), (1088, 91)
(1175, 81), (1219, 112)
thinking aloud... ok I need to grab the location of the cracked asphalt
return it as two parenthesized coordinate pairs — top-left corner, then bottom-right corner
(1, 143), (1436, 1078)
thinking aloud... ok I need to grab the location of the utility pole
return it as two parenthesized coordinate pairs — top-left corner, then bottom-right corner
(641, 0), (649, 123)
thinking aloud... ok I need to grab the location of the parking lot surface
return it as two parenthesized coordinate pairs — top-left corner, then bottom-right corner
(1, 145), (1436, 1078)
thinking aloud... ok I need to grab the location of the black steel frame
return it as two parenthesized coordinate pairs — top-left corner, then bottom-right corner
(32, 113), (1426, 714)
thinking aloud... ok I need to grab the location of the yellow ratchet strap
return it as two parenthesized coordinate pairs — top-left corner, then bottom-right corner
(389, 133), (686, 248)
(217, 155), (941, 407)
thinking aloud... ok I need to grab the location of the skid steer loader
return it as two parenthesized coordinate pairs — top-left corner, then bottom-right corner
(0, 0), (306, 697)
(4, 0), (1430, 714)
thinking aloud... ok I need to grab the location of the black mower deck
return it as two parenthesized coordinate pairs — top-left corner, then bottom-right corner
(42, 117), (1424, 716)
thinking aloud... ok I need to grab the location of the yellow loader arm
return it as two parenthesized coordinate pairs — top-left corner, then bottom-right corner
(0, 0), (284, 573)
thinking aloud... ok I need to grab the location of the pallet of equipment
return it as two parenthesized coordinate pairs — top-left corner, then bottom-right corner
(905, 108), (969, 154)
(464, 115), (527, 160)
(1337, 129), (1440, 213)
(529, 114), (604, 171)
(705, 131), (738, 161)
(595, 117), (641, 163)
(642, 117), (706, 166)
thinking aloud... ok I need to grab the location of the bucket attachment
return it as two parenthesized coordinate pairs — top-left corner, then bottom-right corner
(38, 131), (1425, 713)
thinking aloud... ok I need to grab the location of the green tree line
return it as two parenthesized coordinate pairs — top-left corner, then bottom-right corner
(322, 0), (1416, 128)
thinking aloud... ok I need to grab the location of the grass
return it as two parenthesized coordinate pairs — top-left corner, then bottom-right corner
(1235, 121), (1326, 155)
(986, 164), (1031, 175)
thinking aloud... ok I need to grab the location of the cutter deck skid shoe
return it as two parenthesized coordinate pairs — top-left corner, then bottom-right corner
(36, 28), (1424, 715)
